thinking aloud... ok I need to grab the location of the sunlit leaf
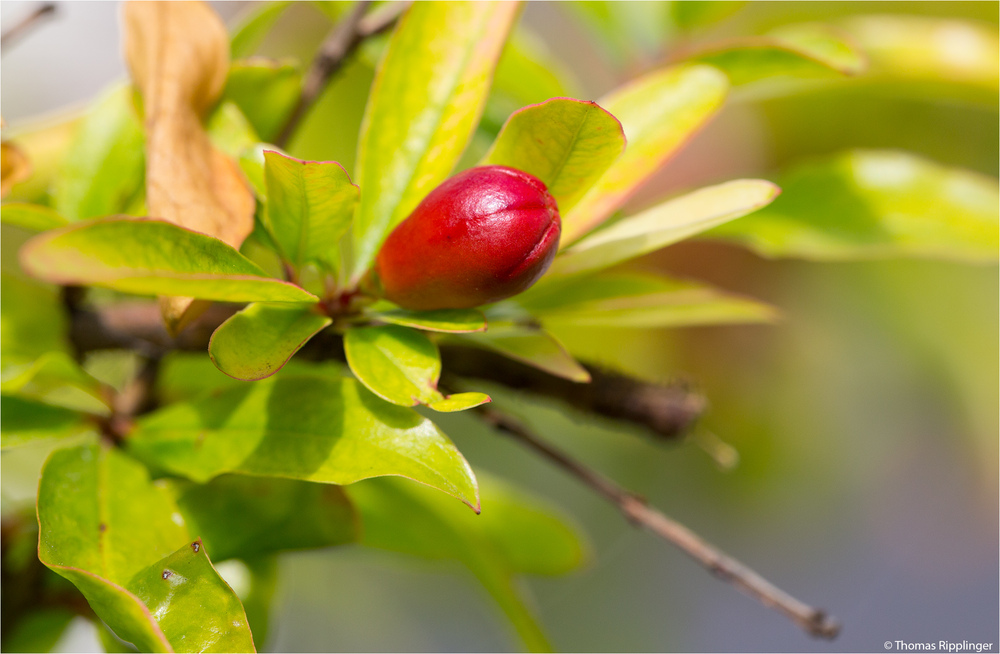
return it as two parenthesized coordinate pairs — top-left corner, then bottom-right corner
(2, 351), (111, 414)
(205, 101), (259, 159)
(170, 475), (359, 561)
(351, 2), (521, 282)
(0, 202), (68, 231)
(210, 302), (330, 381)
(20, 217), (317, 303)
(483, 98), (625, 214)
(230, 1), (293, 58)
(561, 65), (730, 244)
(456, 323), (591, 383)
(344, 324), (443, 406)
(264, 150), (359, 272)
(0, 395), (93, 450)
(52, 85), (145, 221)
(350, 474), (588, 652)
(551, 179), (780, 278)
(427, 392), (492, 413)
(708, 150), (1000, 261)
(1, 274), (69, 367)
(128, 375), (480, 510)
(367, 305), (487, 333)
(671, 1), (747, 30)
(223, 59), (302, 142)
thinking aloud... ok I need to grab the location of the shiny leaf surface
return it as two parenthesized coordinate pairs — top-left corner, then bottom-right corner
(344, 324), (443, 406)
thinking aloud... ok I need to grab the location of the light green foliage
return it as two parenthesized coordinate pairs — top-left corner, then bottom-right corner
(367, 305), (487, 333)
(671, 1), (747, 31)
(0, 394), (94, 450)
(709, 150), (1000, 261)
(457, 323), (591, 383)
(561, 65), (730, 243)
(20, 217), (318, 302)
(1, 274), (69, 367)
(351, 2), (520, 282)
(223, 61), (302, 142)
(209, 302), (331, 381)
(128, 375), (480, 510)
(427, 392), (492, 413)
(1, 351), (110, 414)
(0, 203), (68, 231)
(344, 324), (444, 406)
(483, 98), (625, 213)
(229, 1), (293, 58)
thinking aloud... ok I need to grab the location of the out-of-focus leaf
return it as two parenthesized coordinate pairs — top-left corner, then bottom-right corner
(2, 351), (110, 414)
(0, 395), (93, 449)
(170, 475), (358, 561)
(206, 101), (259, 159)
(2, 114), (80, 204)
(351, 2), (520, 282)
(124, 1), (256, 332)
(0, 202), (68, 231)
(671, 1), (747, 30)
(238, 558), (278, 651)
(457, 323), (591, 383)
(1, 140), (31, 199)
(0, 274), (69, 367)
(684, 23), (866, 86)
(156, 352), (248, 405)
(264, 150), (358, 271)
(842, 15), (999, 102)
(344, 324), (443, 406)
(368, 306), (487, 333)
(52, 85), (145, 221)
(708, 150), (1000, 261)
(483, 99), (625, 214)
(20, 217), (317, 303)
(127, 541), (255, 653)
(550, 179), (780, 278)
(561, 65), (730, 244)
(0, 608), (76, 653)
(230, 1), (293, 58)
(350, 474), (588, 652)
(128, 375), (480, 511)
(519, 271), (779, 328)
(563, 2), (670, 69)
(427, 392), (492, 413)
(222, 59), (302, 142)
(209, 302), (331, 381)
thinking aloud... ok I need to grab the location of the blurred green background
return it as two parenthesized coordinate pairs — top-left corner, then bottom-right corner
(1, 1), (996, 651)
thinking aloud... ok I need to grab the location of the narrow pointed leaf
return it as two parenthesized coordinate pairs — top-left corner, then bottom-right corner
(223, 60), (302, 142)
(351, 2), (521, 282)
(561, 64), (730, 244)
(671, 1), (747, 30)
(457, 324), (591, 383)
(53, 85), (145, 221)
(20, 217), (317, 302)
(519, 271), (779, 328)
(708, 150), (1000, 261)
(344, 324), (444, 406)
(482, 98), (625, 213)
(264, 150), (359, 271)
(209, 302), (332, 381)
(170, 475), (359, 561)
(0, 394), (94, 449)
(128, 375), (479, 510)
(1, 202), (69, 231)
(230, 1), (293, 58)
(550, 179), (780, 278)
(2, 351), (111, 414)
(428, 392), (492, 413)
(368, 306), (487, 333)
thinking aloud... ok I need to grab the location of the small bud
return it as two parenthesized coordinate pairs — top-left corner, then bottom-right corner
(374, 166), (561, 310)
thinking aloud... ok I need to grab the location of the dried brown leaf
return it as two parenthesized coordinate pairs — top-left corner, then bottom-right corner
(123, 1), (256, 334)
(1, 140), (32, 199)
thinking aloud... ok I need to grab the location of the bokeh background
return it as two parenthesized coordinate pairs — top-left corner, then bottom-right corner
(2, 1), (997, 652)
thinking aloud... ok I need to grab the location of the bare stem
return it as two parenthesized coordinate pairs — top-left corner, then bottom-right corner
(274, 0), (410, 148)
(478, 405), (842, 640)
(1, 3), (55, 52)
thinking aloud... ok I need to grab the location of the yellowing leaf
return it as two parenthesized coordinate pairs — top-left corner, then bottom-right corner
(123, 1), (256, 334)
(1, 140), (31, 199)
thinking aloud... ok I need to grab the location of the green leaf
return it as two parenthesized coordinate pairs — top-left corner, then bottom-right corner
(156, 352), (256, 405)
(457, 323), (591, 383)
(128, 375), (480, 510)
(206, 101), (260, 159)
(367, 305), (487, 333)
(519, 271), (779, 328)
(708, 150), (1000, 261)
(349, 474), (588, 652)
(344, 324), (443, 406)
(20, 217), (318, 302)
(0, 395), (93, 449)
(350, 2), (521, 282)
(1, 274), (70, 367)
(53, 85), (145, 221)
(482, 98), (625, 214)
(2, 351), (110, 415)
(230, 1), (293, 58)
(209, 302), (331, 381)
(671, 1), (747, 30)
(127, 541), (255, 653)
(263, 150), (359, 271)
(561, 64), (730, 244)
(170, 475), (359, 561)
(549, 179), (780, 278)
(223, 60), (302, 145)
(428, 392), (492, 413)
(685, 23), (866, 86)
(0, 202), (69, 231)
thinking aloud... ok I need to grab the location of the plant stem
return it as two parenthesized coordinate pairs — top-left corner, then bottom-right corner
(0, 3), (55, 52)
(477, 405), (842, 640)
(274, 0), (410, 148)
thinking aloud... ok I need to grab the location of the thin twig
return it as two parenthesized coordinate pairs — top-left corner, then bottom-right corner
(274, 0), (410, 148)
(477, 405), (842, 640)
(1, 3), (56, 52)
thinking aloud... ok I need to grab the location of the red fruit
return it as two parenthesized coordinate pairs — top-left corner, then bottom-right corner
(373, 165), (561, 310)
